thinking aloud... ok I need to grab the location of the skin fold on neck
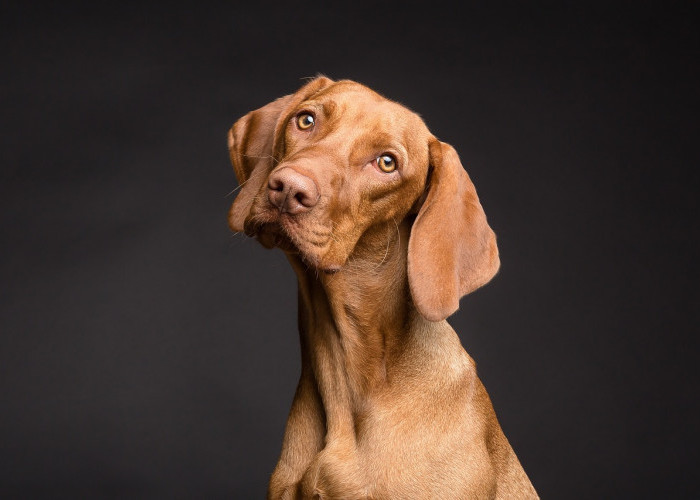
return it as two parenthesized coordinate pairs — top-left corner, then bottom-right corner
(286, 219), (413, 443)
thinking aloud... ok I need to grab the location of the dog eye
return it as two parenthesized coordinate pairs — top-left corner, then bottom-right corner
(377, 154), (397, 173)
(296, 113), (315, 130)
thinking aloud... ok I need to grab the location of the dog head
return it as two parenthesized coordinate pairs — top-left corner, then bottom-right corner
(228, 77), (499, 321)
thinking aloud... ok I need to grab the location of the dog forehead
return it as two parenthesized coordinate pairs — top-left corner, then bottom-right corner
(308, 81), (430, 155)
(314, 81), (422, 121)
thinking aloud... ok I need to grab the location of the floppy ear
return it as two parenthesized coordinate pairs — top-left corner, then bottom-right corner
(228, 76), (334, 232)
(407, 139), (500, 322)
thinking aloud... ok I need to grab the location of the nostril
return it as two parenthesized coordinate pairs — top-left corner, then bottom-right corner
(296, 190), (320, 208)
(268, 177), (284, 192)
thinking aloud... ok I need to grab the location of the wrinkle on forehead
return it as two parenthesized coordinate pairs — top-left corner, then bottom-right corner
(312, 82), (414, 121)
(309, 83), (429, 153)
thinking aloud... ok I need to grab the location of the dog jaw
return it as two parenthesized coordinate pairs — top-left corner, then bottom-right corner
(243, 207), (346, 273)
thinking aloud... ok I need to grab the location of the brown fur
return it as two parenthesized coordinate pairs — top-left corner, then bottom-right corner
(228, 77), (537, 499)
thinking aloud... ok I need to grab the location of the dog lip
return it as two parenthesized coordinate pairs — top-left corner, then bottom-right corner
(246, 208), (340, 271)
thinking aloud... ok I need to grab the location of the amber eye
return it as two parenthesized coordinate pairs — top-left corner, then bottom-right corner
(296, 113), (315, 130)
(377, 154), (397, 173)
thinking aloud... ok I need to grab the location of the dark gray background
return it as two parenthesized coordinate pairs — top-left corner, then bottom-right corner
(2, 1), (698, 498)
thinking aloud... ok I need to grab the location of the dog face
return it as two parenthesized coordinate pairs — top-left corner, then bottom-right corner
(229, 78), (431, 273)
(228, 77), (499, 321)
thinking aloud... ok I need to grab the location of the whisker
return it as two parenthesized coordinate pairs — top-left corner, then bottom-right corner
(328, 221), (341, 245)
(392, 217), (400, 248)
(242, 153), (280, 164)
(224, 177), (251, 197)
(373, 221), (393, 271)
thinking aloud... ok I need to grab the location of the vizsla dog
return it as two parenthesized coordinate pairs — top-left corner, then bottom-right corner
(228, 77), (537, 499)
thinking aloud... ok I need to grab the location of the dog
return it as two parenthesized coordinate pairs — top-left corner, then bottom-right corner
(227, 77), (538, 499)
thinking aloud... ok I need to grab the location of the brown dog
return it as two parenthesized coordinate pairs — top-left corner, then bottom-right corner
(228, 77), (537, 499)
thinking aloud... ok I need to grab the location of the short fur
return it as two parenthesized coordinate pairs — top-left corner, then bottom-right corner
(228, 77), (537, 499)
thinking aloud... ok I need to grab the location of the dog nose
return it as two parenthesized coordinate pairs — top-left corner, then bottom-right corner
(267, 167), (320, 214)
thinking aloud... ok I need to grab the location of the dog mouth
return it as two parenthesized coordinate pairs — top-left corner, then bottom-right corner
(244, 212), (341, 273)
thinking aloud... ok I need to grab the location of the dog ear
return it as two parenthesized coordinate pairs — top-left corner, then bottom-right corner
(228, 76), (334, 232)
(408, 139), (500, 322)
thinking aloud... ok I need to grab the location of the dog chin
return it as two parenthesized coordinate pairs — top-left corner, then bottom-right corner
(287, 240), (343, 274)
(249, 220), (342, 274)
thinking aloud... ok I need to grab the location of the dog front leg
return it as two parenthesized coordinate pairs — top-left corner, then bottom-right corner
(268, 372), (325, 500)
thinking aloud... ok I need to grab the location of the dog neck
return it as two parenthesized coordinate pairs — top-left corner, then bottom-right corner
(287, 219), (416, 441)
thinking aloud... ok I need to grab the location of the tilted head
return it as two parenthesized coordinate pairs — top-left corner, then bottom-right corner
(228, 77), (499, 321)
